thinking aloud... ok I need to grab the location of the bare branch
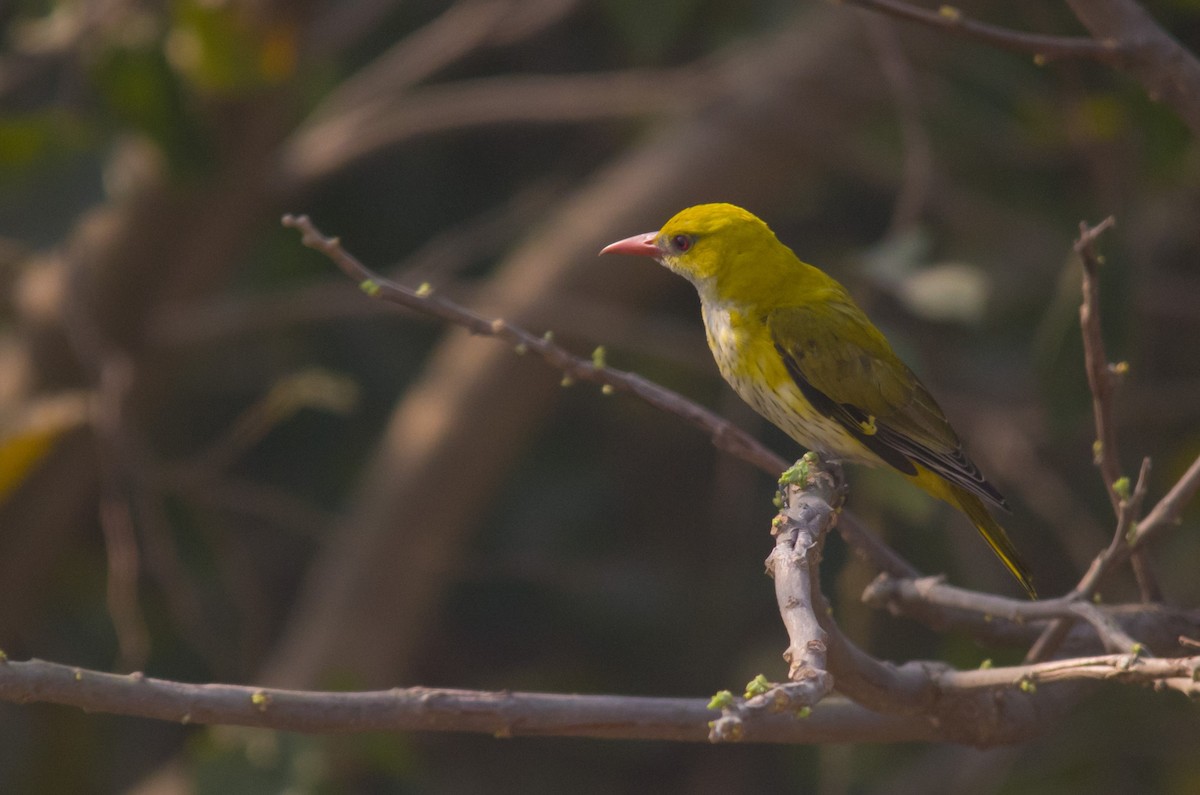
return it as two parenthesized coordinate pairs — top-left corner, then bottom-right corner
(863, 573), (1200, 656)
(1121, 457), (1158, 602)
(1026, 450), (1200, 662)
(1027, 219), (1179, 660)
(307, 0), (579, 103)
(1133, 452), (1200, 550)
(0, 658), (934, 744)
(1065, 0), (1200, 138)
(841, 0), (1126, 64)
(847, 0), (1200, 139)
(274, 205), (1200, 747)
(938, 652), (1200, 698)
(860, 14), (934, 237)
(710, 456), (845, 742)
(770, 456), (844, 686)
(1076, 216), (1124, 515)
(281, 67), (709, 188)
(280, 214), (787, 477)
(1068, 601), (1142, 655)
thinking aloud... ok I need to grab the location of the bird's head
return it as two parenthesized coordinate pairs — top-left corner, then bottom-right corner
(600, 203), (799, 305)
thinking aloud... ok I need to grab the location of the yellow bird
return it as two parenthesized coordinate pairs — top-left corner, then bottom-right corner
(602, 203), (1035, 598)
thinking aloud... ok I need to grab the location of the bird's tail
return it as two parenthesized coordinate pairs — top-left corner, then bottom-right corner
(908, 469), (1038, 599)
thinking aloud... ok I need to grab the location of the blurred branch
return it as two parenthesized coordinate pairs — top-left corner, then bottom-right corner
(303, 0), (405, 56)
(62, 247), (152, 671)
(149, 180), (561, 348)
(1076, 217), (1125, 515)
(840, 0), (1127, 64)
(97, 495), (150, 672)
(859, 14), (933, 237)
(157, 476), (335, 540)
(1065, 0), (1200, 137)
(961, 405), (1108, 575)
(280, 66), (709, 187)
(187, 369), (358, 475)
(0, 0), (134, 101)
(846, 0), (1200, 138)
(309, 0), (578, 110)
(285, 0), (584, 186)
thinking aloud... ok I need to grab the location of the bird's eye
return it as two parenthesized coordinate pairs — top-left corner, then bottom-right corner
(671, 234), (693, 252)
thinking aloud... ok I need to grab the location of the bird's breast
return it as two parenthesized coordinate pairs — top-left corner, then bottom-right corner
(699, 302), (884, 466)
(701, 303), (749, 379)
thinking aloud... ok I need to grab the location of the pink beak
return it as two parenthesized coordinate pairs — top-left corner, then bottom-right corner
(599, 231), (660, 258)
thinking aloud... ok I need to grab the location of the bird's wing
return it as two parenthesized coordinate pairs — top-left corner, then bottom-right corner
(768, 302), (1007, 510)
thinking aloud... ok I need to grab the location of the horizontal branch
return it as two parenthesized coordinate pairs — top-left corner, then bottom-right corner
(939, 651), (1200, 697)
(842, 0), (1126, 64)
(849, 0), (1200, 139)
(863, 573), (1200, 656)
(0, 658), (933, 744)
(281, 66), (709, 187)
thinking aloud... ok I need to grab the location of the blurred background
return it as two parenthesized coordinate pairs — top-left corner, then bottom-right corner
(1, 0), (1199, 792)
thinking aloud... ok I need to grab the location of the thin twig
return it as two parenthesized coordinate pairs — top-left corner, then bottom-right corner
(1132, 453), (1200, 550)
(1068, 601), (1143, 655)
(1027, 218), (1163, 659)
(281, 214), (785, 476)
(841, 0), (1128, 64)
(1120, 458), (1158, 601)
(281, 66), (710, 187)
(865, 572), (1200, 655)
(97, 495), (150, 672)
(865, 571), (1161, 655)
(1027, 451), (1200, 663)
(151, 182), (561, 348)
(1076, 216), (1123, 515)
(60, 248), (152, 672)
(859, 13), (933, 237)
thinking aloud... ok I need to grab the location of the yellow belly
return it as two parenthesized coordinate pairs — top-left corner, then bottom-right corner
(702, 303), (884, 466)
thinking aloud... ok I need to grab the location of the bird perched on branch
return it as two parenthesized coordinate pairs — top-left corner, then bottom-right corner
(601, 203), (1035, 598)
